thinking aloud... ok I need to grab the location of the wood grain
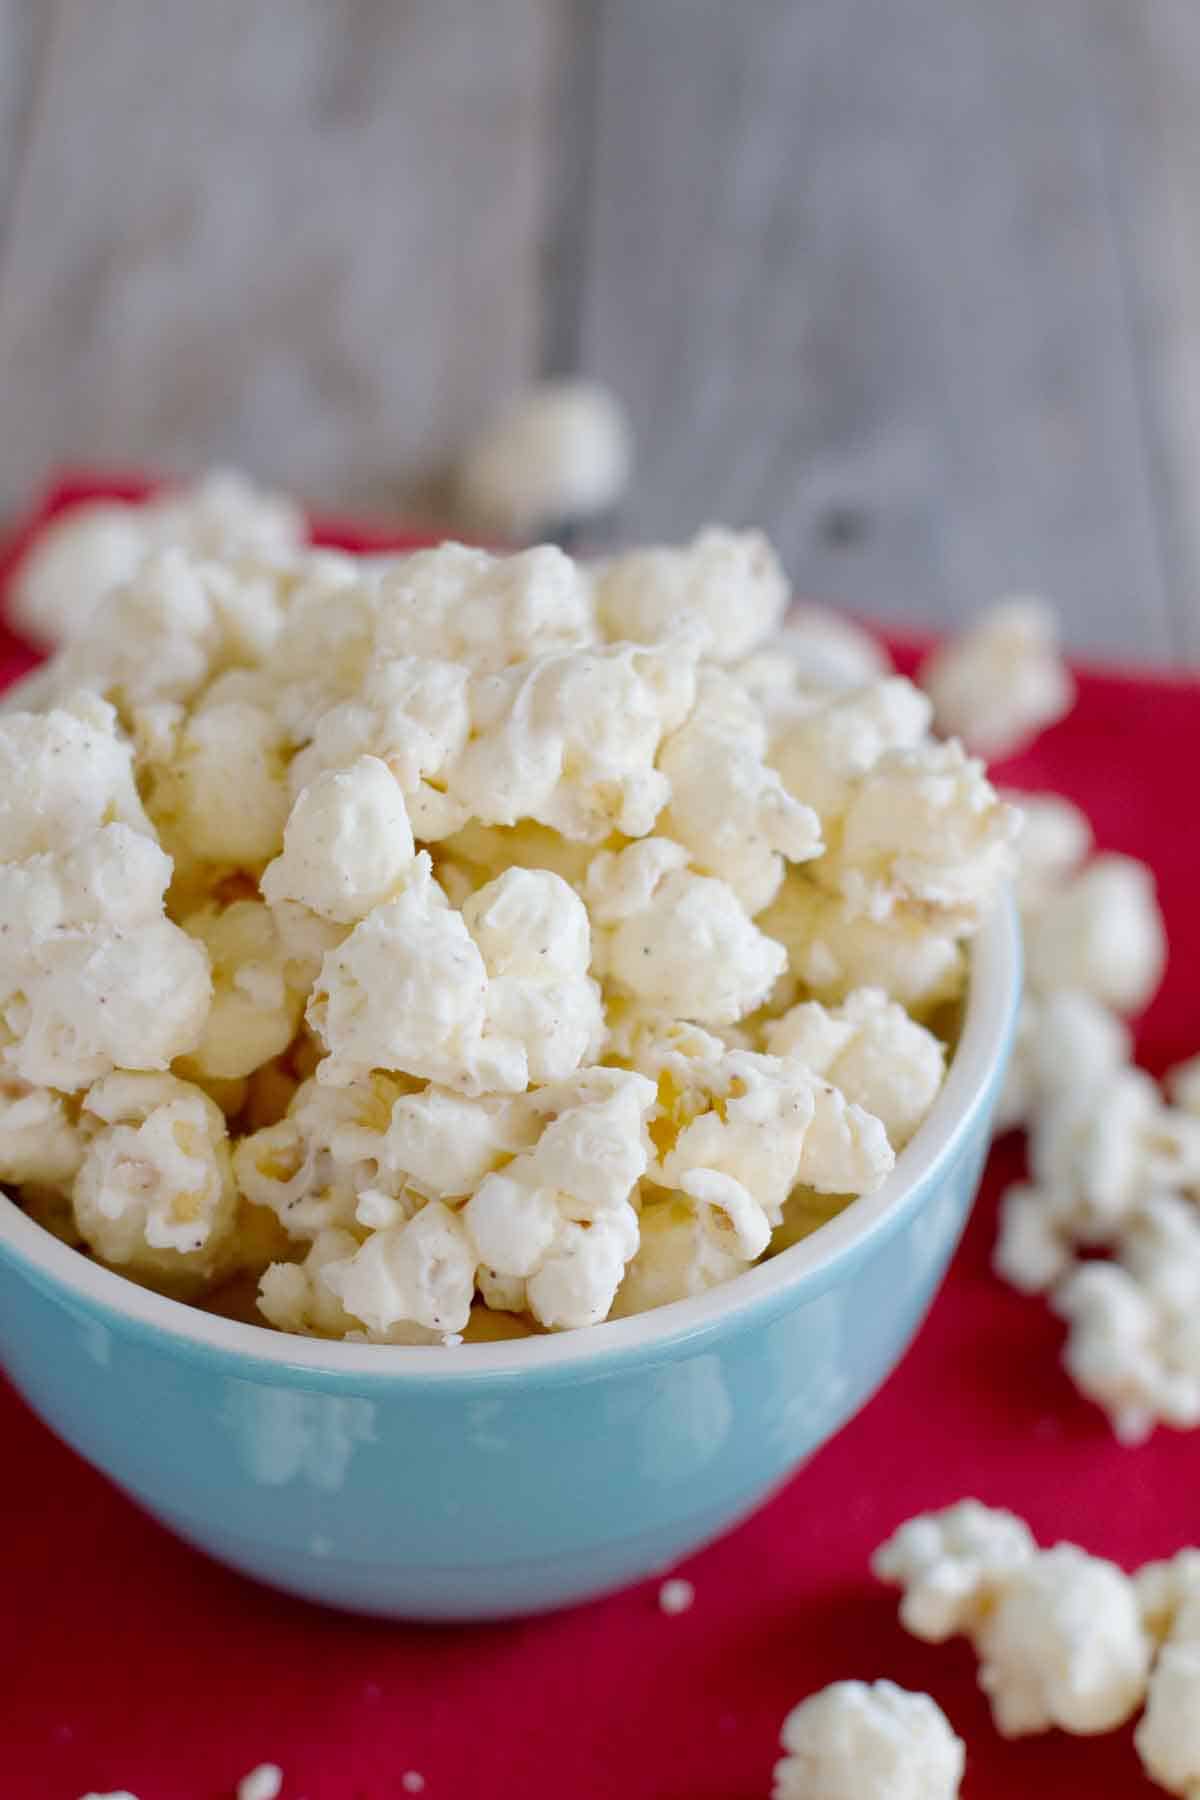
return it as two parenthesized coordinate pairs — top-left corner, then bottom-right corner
(0, 0), (560, 517)
(574, 0), (1175, 657)
(1090, 0), (1200, 661)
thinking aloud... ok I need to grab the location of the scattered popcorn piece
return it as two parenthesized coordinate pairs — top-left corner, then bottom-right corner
(764, 987), (945, 1149)
(919, 599), (1075, 759)
(874, 1504), (1151, 1738)
(237, 1762), (284, 1800)
(657, 1577), (695, 1615)
(772, 1680), (964, 1800)
(593, 526), (788, 662)
(587, 839), (787, 1027)
(994, 987), (1131, 1136)
(454, 378), (632, 535)
(1006, 789), (1093, 912)
(73, 1073), (236, 1277)
(1024, 853), (1166, 1015)
(1135, 1551), (1200, 1798)
(658, 668), (822, 912)
(872, 1500), (1036, 1643)
(1054, 1195), (1200, 1442)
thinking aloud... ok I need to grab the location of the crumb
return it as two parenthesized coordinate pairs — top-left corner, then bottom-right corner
(401, 1775), (426, 1794)
(238, 1764), (283, 1800)
(658, 1577), (695, 1615)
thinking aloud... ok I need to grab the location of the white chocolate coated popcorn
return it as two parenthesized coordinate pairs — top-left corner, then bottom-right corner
(454, 379), (632, 536)
(587, 839), (787, 1027)
(10, 469), (304, 647)
(764, 987), (945, 1149)
(773, 1680), (964, 1800)
(875, 1503), (1150, 1739)
(1024, 853), (1166, 1015)
(73, 1073), (236, 1277)
(658, 668), (822, 912)
(919, 599), (1075, 759)
(593, 526), (788, 662)
(1135, 1552), (1200, 1799)
(263, 756), (415, 924)
(1, 505), (1012, 1339)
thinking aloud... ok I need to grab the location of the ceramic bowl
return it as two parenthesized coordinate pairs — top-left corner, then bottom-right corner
(0, 903), (1019, 1620)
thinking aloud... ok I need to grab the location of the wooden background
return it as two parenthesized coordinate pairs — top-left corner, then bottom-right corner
(1, 0), (1198, 660)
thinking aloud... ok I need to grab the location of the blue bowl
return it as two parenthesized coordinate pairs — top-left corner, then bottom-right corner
(0, 905), (1018, 1621)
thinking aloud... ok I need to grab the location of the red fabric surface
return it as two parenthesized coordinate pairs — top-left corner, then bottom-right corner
(3, 479), (1199, 1800)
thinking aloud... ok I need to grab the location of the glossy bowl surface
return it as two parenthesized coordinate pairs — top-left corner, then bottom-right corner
(0, 904), (1019, 1619)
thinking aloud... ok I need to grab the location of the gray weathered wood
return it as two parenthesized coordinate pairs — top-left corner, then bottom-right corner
(1089, 0), (1200, 662)
(0, 1), (50, 249)
(0, 0), (560, 518)
(574, 0), (1175, 659)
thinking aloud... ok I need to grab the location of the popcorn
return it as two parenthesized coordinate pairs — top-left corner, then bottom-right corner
(462, 1067), (654, 1328)
(460, 865), (604, 1085)
(657, 1577), (695, 1615)
(994, 987), (1131, 1136)
(592, 526), (788, 662)
(0, 694), (152, 859)
(874, 1503), (1151, 1738)
(10, 469), (304, 647)
(769, 676), (932, 828)
(736, 607), (891, 702)
(1135, 1552), (1200, 1799)
(234, 1073), (411, 1241)
(759, 875), (965, 1019)
(1054, 1195), (1200, 1443)
(820, 738), (1020, 928)
(454, 378), (632, 535)
(919, 599), (1075, 759)
(657, 669), (822, 912)
(1006, 789), (1093, 911)
(177, 900), (306, 1082)
(443, 628), (701, 843)
(148, 671), (291, 870)
(322, 1200), (476, 1336)
(0, 1076), (86, 1189)
(587, 839), (787, 1027)
(1024, 853), (1166, 1015)
(258, 1229), (365, 1336)
(3, 505), (1008, 1338)
(236, 1764), (284, 1800)
(263, 756), (415, 924)
(772, 1680), (964, 1800)
(72, 1073), (236, 1277)
(764, 987), (946, 1149)
(610, 1194), (749, 1315)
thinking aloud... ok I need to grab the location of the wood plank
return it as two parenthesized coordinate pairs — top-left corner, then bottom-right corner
(0, 0), (560, 518)
(0, 1), (51, 252)
(1089, 0), (1200, 663)
(576, 0), (1173, 659)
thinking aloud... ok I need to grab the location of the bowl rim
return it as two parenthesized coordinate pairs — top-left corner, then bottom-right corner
(0, 899), (1019, 1382)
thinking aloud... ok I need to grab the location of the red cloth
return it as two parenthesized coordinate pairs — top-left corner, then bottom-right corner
(2, 479), (1199, 1800)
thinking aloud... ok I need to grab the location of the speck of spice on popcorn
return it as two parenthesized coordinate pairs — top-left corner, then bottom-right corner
(2, 487), (1018, 1342)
